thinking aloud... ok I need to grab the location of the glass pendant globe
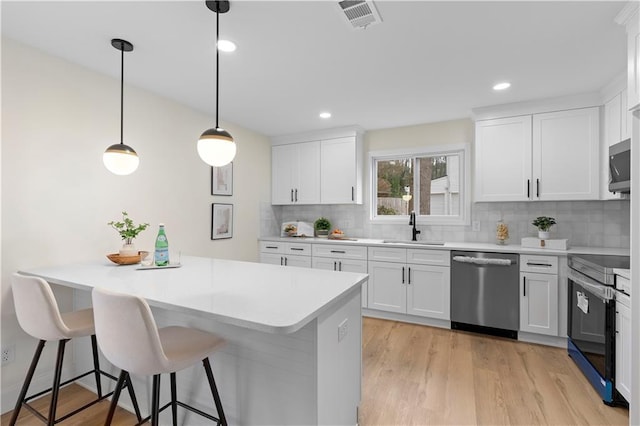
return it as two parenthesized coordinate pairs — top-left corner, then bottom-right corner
(197, 128), (236, 167)
(103, 144), (140, 175)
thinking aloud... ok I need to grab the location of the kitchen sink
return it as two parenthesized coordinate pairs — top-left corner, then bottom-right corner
(382, 240), (445, 246)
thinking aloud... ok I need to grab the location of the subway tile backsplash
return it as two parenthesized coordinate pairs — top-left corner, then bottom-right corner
(261, 200), (630, 249)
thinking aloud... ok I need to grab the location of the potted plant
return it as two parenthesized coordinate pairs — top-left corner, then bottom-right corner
(532, 216), (556, 239)
(314, 217), (332, 237)
(108, 211), (150, 256)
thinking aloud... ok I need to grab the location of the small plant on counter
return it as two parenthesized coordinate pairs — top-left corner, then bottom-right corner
(314, 217), (331, 237)
(532, 216), (556, 232)
(108, 211), (150, 244)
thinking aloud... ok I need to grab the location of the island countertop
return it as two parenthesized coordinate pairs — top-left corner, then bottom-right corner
(19, 255), (368, 335)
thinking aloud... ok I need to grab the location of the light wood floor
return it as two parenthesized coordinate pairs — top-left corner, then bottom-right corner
(2, 318), (629, 425)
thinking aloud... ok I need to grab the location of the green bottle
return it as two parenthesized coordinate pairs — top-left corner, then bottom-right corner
(154, 224), (169, 266)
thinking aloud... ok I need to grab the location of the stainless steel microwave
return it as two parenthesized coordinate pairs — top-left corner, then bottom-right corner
(609, 138), (630, 194)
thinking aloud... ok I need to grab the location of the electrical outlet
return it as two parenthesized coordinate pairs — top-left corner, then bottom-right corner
(472, 221), (481, 232)
(2, 345), (15, 365)
(338, 318), (348, 342)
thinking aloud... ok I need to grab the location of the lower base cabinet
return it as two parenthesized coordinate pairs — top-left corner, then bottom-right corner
(519, 255), (559, 336)
(312, 244), (368, 307)
(616, 291), (632, 402)
(367, 259), (450, 320)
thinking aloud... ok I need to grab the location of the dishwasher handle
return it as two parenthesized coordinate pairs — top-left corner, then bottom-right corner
(452, 255), (514, 266)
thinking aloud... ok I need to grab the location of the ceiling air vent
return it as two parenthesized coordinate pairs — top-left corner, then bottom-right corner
(337, 1), (382, 30)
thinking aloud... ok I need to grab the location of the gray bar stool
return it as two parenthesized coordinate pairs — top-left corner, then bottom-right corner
(92, 287), (227, 426)
(9, 273), (142, 425)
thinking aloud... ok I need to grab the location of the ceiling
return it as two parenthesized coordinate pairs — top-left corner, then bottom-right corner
(1, 1), (628, 138)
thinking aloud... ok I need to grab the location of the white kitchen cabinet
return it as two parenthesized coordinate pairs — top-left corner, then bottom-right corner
(475, 107), (600, 202)
(519, 255), (558, 336)
(621, 6), (640, 111)
(320, 136), (363, 204)
(259, 241), (312, 267)
(271, 141), (320, 205)
(532, 108), (600, 200)
(312, 244), (368, 307)
(475, 115), (533, 202)
(367, 248), (450, 320)
(615, 290), (632, 402)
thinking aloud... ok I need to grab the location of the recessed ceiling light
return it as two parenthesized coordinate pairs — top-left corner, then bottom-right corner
(217, 40), (236, 52)
(319, 112), (332, 119)
(493, 82), (511, 91)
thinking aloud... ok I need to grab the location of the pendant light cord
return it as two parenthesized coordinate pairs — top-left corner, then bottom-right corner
(120, 42), (124, 145)
(215, 7), (220, 129)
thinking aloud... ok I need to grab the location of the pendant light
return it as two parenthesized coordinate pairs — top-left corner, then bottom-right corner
(103, 39), (139, 175)
(198, 0), (237, 167)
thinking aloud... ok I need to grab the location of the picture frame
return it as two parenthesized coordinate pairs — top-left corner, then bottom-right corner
(211, 162), (233, 196)
(211, 203), (233, 240)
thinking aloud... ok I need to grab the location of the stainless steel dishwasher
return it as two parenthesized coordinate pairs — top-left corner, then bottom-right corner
(450, 250), (519, 339)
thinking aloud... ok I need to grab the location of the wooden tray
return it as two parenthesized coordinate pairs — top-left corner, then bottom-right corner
(106, 251), (148, 265)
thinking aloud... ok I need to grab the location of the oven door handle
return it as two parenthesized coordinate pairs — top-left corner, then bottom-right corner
(568, 269), (615, 302)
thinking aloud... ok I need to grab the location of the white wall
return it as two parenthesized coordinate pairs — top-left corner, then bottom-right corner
(0, 38), (271, 411)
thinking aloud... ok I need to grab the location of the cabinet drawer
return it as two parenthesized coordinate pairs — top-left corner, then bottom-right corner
(520, 254), (558, 274)
(312, 244), (367, 260)
(285, 242), (311, 256)
(260, 241), (284, 253)
(368, 247), (406, 263)
(406, 249), (450, 266)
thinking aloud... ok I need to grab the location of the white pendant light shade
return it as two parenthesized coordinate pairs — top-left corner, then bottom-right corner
(197, 127), (236, 167)
(103, 143), (140, 175)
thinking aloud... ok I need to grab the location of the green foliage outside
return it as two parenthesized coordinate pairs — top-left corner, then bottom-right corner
(377, 205), (398, 215)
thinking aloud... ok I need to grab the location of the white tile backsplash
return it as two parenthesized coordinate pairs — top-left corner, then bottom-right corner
(266, 200), (630, 249)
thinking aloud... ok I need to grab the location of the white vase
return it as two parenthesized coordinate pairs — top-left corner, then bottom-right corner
(119, 242), (137, 256)
(538, 230), (550, 240)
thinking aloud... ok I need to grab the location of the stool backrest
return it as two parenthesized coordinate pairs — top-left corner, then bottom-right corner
(92, 287), (169, 375)
(11, 273), (70, 341)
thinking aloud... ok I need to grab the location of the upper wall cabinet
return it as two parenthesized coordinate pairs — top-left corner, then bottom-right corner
(602, 90), (632, 200)
(271, 128), (364, 205)
(621, 6), (640, 111)
(272, 141), (321, 205)
(475, 107), (600, 202)
(320, 136), (363, 204)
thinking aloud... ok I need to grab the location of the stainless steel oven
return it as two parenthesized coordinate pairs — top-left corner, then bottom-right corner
(567, 254), (629, 406)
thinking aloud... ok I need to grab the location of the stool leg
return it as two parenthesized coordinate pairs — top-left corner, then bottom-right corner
(90, 335), (103, 398)
(203, 358), (227, 426)
(47, 339), (69, 426)
(170, 373), (178, 426)
(9, 340), (46, 426)
(124, 372), (143, 422)
(104, 370), (127, 426)
(151, 374), (161, 426)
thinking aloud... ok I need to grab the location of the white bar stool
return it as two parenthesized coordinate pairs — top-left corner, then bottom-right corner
(9, 273), (142, 425)
(92, 287), (227, 426)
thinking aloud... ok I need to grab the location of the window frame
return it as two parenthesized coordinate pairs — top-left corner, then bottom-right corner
(369, 143), (471, 226)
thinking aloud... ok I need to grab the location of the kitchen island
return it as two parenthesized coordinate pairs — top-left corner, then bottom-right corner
(20, 256), (368, 426)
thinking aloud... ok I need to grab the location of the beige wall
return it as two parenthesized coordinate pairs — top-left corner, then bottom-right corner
(365, 118), (473, 152)
(0, 38), (270, 409)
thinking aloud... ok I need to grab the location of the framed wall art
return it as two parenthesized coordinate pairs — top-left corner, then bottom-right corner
(211, 162), (233, 196)
(211, 203), (233, 240)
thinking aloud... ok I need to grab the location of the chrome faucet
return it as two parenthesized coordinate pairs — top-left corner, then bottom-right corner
(409, 211), (421, 241)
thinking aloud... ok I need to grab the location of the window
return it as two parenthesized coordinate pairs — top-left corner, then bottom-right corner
(370, 144), (470, 225)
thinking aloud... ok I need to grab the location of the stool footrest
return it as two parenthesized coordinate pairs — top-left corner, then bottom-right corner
(135, 400), (222, 425)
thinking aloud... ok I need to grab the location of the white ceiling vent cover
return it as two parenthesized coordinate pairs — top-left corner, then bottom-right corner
(338, 1), (382, 30)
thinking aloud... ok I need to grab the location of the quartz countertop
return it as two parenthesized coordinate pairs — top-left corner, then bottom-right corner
(614, 268), (631, 279)
(259, 236), (630, 257)
(19, 256), (368, 334)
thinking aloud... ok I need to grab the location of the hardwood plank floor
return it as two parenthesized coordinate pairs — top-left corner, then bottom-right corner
(2, 317), (629, 425)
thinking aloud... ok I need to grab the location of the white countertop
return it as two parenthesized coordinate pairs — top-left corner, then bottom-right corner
(260, 236), (630, 257)
(19, 256), (368, 334)
(614, 268), (631, 280)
